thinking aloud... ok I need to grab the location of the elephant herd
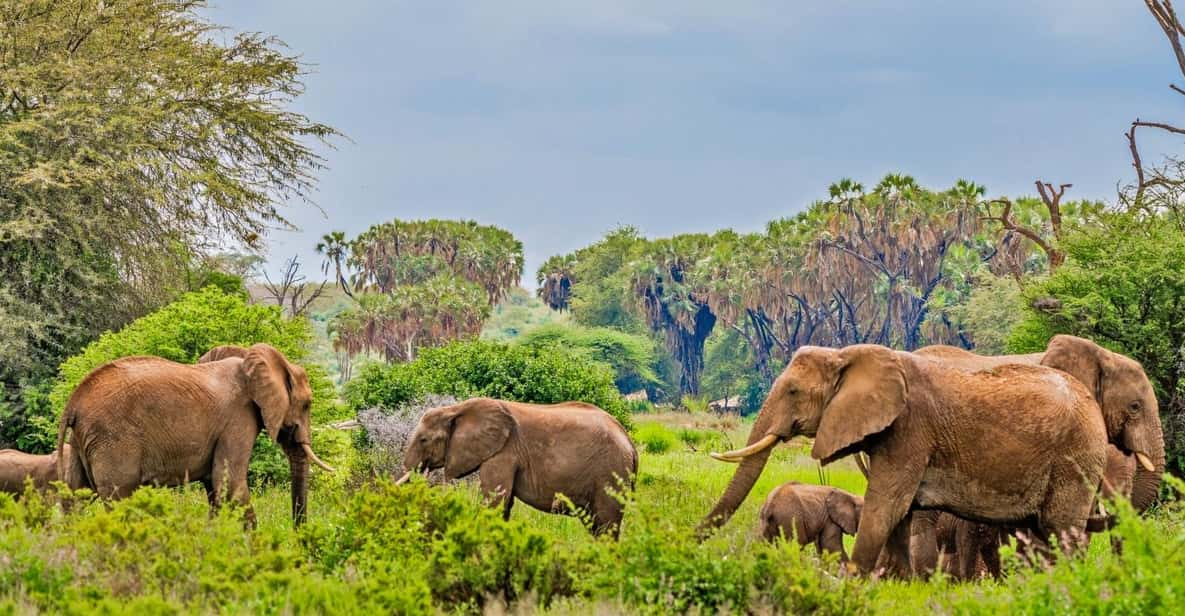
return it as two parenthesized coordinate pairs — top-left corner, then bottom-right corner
(704, 334), (1164, 578)
(0, 334), (1164, 582)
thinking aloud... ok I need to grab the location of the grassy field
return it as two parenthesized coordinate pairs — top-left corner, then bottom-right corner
(0, 412), (1180, 614)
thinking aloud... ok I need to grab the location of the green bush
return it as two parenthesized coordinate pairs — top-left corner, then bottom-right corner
(634, 422), (677, 454)
(516, 323), (666, 397)
(1007, 213), (1185, 475)
(343, 339), (631, 430)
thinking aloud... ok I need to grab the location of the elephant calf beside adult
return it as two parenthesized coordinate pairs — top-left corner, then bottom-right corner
(398, 397), (638, 538)
(57, 343), (334, 526)
(700, 344), (1109, 576)
(759, 482), (863, 561)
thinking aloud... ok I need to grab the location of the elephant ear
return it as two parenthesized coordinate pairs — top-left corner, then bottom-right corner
(826, 490), (863, 535)
(812, 345), (907, 464)
(444, 398), (516, 480)
(243, 344), (293, 441)
(198, 345), (250, 364)
(1042, 335), (1104, 401)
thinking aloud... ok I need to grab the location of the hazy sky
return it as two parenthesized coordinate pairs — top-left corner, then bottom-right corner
(209, 2), (1182, 287)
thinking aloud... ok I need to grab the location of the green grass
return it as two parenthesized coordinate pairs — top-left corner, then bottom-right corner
(1, 415), (1182, 613)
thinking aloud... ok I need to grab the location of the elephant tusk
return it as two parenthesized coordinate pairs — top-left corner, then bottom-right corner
(710, 434), (779, 462)
(1136, 452), (1156, 473)
(302, 442), (336, 473)
(394, 471), (412, 486)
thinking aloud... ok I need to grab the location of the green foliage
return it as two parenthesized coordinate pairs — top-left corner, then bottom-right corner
(344, 339), (631, 430)
(949, 273), (1025, 354)
(330, 219), (524, 363)
(634, 422), (677, 454)
(1007, 213), (1185, 474)
(0, 0), (336, 437)
(0, 416), (1182, 612)
(517, 322), (667, 396)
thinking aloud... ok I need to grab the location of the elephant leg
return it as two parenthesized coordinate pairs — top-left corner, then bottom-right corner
(953, 520), (981, 580)
(979, 527), (1003, 579)
(591, 488), (625, 539)
(850, 454), (924, 574)
(909, 510), (941, 577)
(210, 444), (254, 527)
(881, 511), (915, 578)
(477, 461), (516, 521)
(819, 522), (848, 562)
(86, 444), (141, 501)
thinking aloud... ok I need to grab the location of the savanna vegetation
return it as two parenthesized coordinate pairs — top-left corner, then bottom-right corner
(6, 0), (1185, 613)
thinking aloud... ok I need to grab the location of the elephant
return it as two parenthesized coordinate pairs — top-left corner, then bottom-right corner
(56, 343), (334, 526)
(759, 482), (862, 561)
(916, 335), (1164, 509)
(909, 336), (1165, 576)
(0, 445), (69, 494)
(921, 443), (1134, 580)
(397, 397), (638, 538)
(700, 344), (1108, 575)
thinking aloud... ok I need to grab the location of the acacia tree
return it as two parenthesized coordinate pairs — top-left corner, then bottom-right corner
(329, 220), (522, 362)
(0, 0), (336, 421)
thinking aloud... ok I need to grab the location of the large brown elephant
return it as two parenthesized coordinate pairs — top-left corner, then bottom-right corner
(56, 343), (334, 526)
(0, 445), (69, 494)
(759, 482), (862, 561)
(700, 344), (1108, 575)
(909, 336), (1165, 577)
(397, 397), (638, 537)
(916, 335), (1164, 508)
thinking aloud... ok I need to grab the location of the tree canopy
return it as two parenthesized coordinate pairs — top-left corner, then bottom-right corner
(536, 174), (1099, 399)
(328, 220), (524, 363)
(0, 0), (336, 422)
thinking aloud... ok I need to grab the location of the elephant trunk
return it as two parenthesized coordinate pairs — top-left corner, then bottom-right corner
(283, 441), (310, 526)
(1130, 417), (1165, 512)
(698, 411), (779, 535)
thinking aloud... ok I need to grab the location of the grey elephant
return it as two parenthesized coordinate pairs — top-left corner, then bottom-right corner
(398, 397), (638, 537)
(0, 445), (70, 494)
(759, 482), (862, 561)
(57, 343), (334, 526)
(700, 344), (1108, 576)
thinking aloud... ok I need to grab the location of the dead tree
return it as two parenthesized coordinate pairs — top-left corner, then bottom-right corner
(1129, 2), (1185, 205)
(262, 256), (328, 318)
(984, 180), (1070, 275)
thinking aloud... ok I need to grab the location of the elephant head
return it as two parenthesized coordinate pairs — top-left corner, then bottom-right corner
(1041, 335), (1164, 511)
(826, 489), (863, 536)
(701, 345), (904, 531)
(201, 343), (334, 524)
(398, 398), (515, 483)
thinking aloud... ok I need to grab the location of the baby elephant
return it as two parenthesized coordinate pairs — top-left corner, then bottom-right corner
(759, 482), (863, 560)
(399, 397), (638, 537)
(0, 445), (69, 495)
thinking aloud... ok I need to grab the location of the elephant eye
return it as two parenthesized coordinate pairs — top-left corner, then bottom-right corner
(1128, 401), (1142, 415)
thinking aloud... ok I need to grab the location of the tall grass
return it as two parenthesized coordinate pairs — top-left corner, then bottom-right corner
(0, 420), (1178, 613)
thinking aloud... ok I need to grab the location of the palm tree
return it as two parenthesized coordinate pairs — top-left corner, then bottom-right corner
(315, 231), (354, 299)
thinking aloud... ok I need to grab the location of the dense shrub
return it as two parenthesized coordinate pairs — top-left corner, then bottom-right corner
(516, 323), (666, 397)
(634, 422), (677, 454)
(343, 339), (631, 429)
(354, 395), (458, 478)
(1007, 213), (1185, 475)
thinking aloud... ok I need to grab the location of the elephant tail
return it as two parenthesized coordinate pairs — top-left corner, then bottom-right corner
(55, 404), (85, 489)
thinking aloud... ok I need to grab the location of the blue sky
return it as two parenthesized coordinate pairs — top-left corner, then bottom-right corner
(209, 1), (1182, 287)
